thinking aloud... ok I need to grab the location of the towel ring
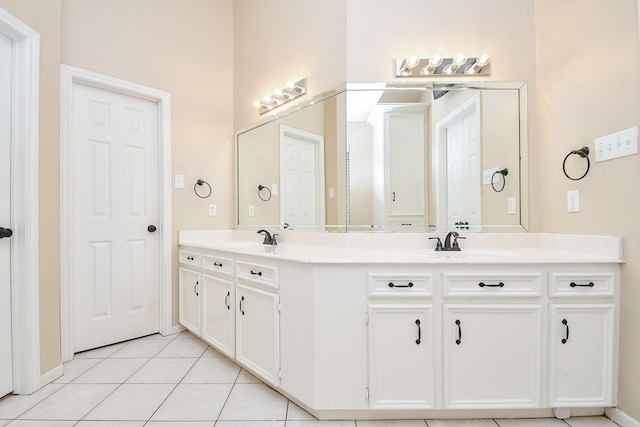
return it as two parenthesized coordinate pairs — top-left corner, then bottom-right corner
(194, 179), (212, 198)
(562, 147), (590, 181)
(258, 184), (272, 201)
(491, 168), (509, 192)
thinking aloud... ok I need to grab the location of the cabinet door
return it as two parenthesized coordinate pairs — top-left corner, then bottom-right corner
(443, 304), (543, 408)
(549, 304), (615, 407)
(202, 274), (235, 357)
(368, 304), (434, 408)
(387, 112), (424, 216)
(178, 267), (201, 335)
(235, 283), (280, 386)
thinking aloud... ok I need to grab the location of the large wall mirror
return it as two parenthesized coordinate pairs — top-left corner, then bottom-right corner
(236, 82), (528, 233)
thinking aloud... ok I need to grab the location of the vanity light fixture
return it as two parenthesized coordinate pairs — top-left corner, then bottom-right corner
(443, 53), (468, 74)
(465, 53), (491, 74)
(394, 53), (491, 77)
(253, 78), (307, 115)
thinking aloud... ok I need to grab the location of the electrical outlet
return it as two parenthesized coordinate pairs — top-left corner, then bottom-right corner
(507, 197), (516, 214)
(209, 204), (216, 216)
(248, 205), (255, 217)
(272, 184), (279, 196)
(567, 190), (580, 213)
(594, 126), (638, 162)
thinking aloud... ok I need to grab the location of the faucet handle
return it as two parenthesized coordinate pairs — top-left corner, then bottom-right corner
(453, 235), (466, 249)
(271, 234), (278, 245)
(429, 237), (443, 251)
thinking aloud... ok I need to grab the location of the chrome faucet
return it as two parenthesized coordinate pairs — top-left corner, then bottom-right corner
(430, 232), (466, 251)
(257, 229), (278, 245)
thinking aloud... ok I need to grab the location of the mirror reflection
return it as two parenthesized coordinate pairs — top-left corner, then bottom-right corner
(236, 82), (527, 233)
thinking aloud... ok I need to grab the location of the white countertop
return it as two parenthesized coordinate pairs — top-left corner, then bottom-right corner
(178, 230), (624, 265)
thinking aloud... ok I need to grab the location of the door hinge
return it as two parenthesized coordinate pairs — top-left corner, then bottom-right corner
(278, 369), (283, 379)
(365, 312), (369, 325)
(365, 387), (369, 401)
(278, 303), (282, 312)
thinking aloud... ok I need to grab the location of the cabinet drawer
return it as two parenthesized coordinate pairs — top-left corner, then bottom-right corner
(179, 250), (201, 268)
(236, 260), (279, 289)
(202, 253), (233, 277)
(549, 272), (615, 298)
(442, 272), (541, 297)
(368, 273), (432, 297)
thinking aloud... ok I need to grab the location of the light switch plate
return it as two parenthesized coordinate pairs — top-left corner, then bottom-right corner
(248, 205), (255, 217)
(483, 167), (500, 185)
(209, 204), (216, 216)
(174, 174), (184, 189)
(507, 197), (516, 214)
(594, 126), (638, 162)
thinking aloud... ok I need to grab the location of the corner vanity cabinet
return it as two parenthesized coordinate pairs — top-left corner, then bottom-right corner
(178, 240), (619, 419)
(178, 247), (280, 386)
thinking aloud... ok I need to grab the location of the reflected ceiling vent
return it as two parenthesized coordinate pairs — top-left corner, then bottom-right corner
(253, 78), (307, 115)
(394, 53), (491, 78)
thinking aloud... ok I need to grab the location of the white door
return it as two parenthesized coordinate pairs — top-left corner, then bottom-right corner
(71, 83), (160, 352)
(280, 126), (325, 229)
(446, 110), (481, 230)
(0, 32), (13, 397)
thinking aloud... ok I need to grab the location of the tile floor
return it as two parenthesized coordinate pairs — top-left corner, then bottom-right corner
(0, 331), (621, 427)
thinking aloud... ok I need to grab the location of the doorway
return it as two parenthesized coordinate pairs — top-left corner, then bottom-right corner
(279, 125), (325, 230)
(0, 8), (41, 395)
(60, 65), (173, 361)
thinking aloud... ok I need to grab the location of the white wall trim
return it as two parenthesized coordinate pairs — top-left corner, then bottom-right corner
(606, 408), (640, 427)
(0, 7), (41, 395)
(59, 65), (172, 362)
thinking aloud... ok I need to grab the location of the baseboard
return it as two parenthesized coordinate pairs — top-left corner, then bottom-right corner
(166, 324), (186, 336)
(606, 408), (640, 427)
(40, 364), (64, 388)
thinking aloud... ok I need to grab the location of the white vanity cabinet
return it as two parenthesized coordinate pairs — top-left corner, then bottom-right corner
(367, 273), (435, 409)
(202, 273), (235, 357)
(178, 266), (202, 335)
(234, 260), (280, 386)
(441, 270), (544, 408)
(548, 271), (616, 408)
(443, 304), (543, 408)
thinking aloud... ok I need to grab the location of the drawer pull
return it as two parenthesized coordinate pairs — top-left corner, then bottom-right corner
(455, 319), (462, 345)
(388, 282), (414, 288)
(569, 281), (595, 288)
(225, 291), (230, 310)
(214, 262), (223, 267)
(561, 318), (570, 344)
(186, 256), (194, 261)
(239, 296), (245, 315)
(478, 281), (505, 288)
(250, 270), (263, 276)
(415, 319), (421, 345)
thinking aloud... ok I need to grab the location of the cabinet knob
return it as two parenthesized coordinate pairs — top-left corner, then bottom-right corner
(0, 227), (13, 239)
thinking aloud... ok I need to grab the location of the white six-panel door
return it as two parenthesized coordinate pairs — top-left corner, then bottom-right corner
(0, 31), (13, 397)
(71, 83), (160, 353)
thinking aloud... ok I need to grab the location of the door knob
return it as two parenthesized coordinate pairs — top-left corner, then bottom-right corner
(0, 227), (13, 239)
(147, 225), (157, 232)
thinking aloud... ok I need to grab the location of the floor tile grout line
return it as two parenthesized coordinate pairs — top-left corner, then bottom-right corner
(212, 362), (244, 425)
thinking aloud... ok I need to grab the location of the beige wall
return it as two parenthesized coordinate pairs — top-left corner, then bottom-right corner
(60, 0), (235, 337)
(233, 0), (347, 130)
(0, 0), (63, 375)
(536, 0), (640, 418)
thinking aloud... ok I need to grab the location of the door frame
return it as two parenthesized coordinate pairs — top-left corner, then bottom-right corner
(59, 65), (172, 362)
(279, 125), (325, 230)
(0, 9), (41, 394)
